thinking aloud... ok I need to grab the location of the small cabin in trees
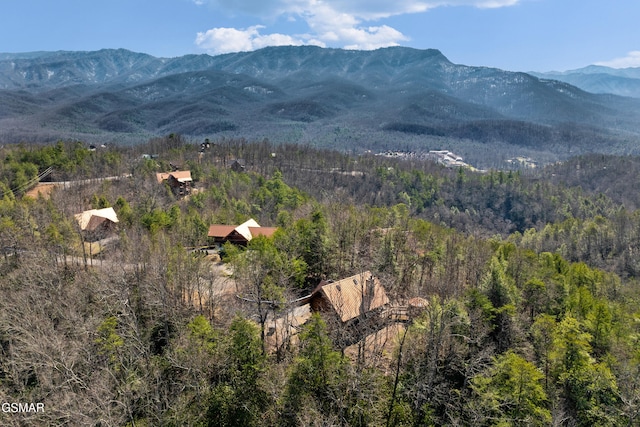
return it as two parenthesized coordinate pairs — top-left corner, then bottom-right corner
(229, 159), (246, 172)
(309, 271), (390, 348)
(207, 218), (278, 246)
(74, 207), (119, 241)
(156, 170), (192, 196)
(310, 271), (389, 324)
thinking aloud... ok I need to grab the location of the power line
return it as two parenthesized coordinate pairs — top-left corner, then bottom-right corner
(0, 166), (53, 198)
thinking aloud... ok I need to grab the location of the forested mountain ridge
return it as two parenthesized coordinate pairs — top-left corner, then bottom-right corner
(532, 65), (640, 98)
(3, 47), (640, 168)
(2, 138), (640, 425)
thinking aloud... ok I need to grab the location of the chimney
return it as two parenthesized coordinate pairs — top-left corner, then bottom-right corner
(365, 275), (375, 311)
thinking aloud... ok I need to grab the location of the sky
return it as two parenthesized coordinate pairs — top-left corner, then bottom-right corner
(1, 0), (639, 72)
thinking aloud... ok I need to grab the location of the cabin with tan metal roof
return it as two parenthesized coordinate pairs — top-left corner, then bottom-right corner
(310, 271), (389, 323)
(74, 207), (119, 241)
(307, 271), (391, 349)
(156, 170), (192, 196)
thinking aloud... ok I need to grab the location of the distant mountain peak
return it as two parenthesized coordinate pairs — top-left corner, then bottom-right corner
(2, 45), (640, 163)
(532, 64), (640, 98)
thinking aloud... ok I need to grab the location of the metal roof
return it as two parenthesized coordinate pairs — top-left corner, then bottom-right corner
(234, 219), (260, 241)
(248, 226), (278, 238)
(207, 224), (237, 238)
(74, 207), (119, 231)
(156, 172), (171, 183)
(319, 271), (389, 322)
(207, 219), (278, 242)
(170, 170), (192, 182)
(156, 170), (192, 183)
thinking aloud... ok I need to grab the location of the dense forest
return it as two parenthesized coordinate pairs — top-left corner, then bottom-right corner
(2, 137), (640, 426)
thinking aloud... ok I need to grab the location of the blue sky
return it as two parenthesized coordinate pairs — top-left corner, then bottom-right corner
(1, 0), (639, 72)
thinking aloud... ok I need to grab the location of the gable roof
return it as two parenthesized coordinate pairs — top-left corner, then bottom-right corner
(75, 207), (119, 231)
(317, 271), (389, 322)
(169, 170), (192, 182)
(234, 219), (260, 241)
(156, 172), (171, 183)
(207, 224), (237, 239)
(207, 219), (278, 242)
(248, 226), (278, 238)
(156, 170), (192, 183)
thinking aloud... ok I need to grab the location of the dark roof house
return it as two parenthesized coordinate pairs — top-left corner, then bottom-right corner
(229, 159), (246, 172)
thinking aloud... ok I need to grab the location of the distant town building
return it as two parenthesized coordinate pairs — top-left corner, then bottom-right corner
(428, 150), (468, 168)
(506, 156), (538, 169)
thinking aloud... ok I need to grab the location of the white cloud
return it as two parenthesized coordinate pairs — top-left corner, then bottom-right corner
(334, 25), (408, 50)
(595, 51), (640, 69)
(194, 0), (520, 54)
(195, 26), (317, 54)
(194, 0), (520, 17)
(321, 0), (520, 19)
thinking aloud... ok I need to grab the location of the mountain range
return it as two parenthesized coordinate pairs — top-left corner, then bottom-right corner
(2, 46), (640, 167)
(532, 66), (640, 99)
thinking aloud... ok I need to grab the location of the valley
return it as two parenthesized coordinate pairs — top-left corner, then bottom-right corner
(2, 46), (640, 169)
(3, 46), (640, 426)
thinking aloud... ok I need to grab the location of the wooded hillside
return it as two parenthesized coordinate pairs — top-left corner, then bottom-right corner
(1, 138), (640, 426)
